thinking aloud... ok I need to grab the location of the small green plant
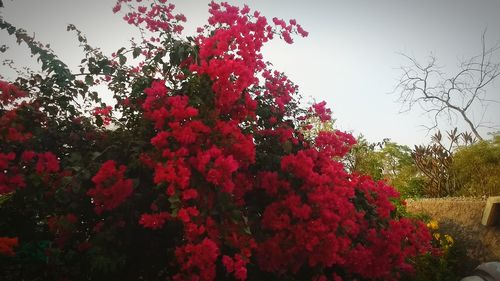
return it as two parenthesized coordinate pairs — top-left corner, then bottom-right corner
(405, 219), (468, 281)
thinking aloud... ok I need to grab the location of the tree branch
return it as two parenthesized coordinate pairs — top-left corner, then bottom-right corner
(394, 33), (500, 140)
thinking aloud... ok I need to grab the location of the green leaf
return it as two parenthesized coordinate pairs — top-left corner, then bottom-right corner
(18, 240), (51, 263)
(168, 193), (180, 204)
(85, 75), (94, 85)
(0, 192), (13, 205)
(119, 54), (126, 65)
(102, 65), (114, 75)
(97, 58), (109, 68)
(243, 227), (252, 235)
(132, 179), (140, 189)
(7, 25), (16, 35)
(69, 152), (82, 163)
(91, 152), (102, 161)
(95, 115), (103, 127)
(132, 47), (141, 59)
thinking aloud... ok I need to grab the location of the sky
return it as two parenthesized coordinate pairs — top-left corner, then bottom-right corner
(1, 0), (499, 147)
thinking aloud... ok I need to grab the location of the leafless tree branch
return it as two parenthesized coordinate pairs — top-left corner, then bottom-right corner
(394, 32), (500, 140)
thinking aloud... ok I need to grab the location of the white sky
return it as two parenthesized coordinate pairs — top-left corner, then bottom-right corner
(1, 0), (499, 147)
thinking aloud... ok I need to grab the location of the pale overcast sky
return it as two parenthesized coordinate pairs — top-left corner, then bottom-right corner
(1, 0), (499, 147)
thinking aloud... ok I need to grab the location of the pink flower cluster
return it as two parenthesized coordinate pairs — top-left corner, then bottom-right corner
(0, 81), (27, 107)
(128, 2), (432, 280)
(0, 1), (434, 280)
(0, 237), (18, 257)
(93, 106), (112, 125)
(47, 213), (79, 248)
(0, 109), (33, 143)
(139, 212), (170, 229)
(0, 150), (60, 194)
(190, 1), (307, 119)
(0, 152), (25, 194)
(114, 0), (186, 34)
(310, 101), (332, 122)
(87, 160), (133, 215)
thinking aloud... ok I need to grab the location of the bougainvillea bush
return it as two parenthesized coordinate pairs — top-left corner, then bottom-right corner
(0, 1), (433, 280)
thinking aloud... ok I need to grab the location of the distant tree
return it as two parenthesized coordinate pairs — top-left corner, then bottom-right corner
(412, 129), (475, 197)
(379, 142), (426, 198)
(343, 135), (385, 180)
(394, 32), (500, 141)
(451, 134), (500, 196)
(344, 136), (425, 198)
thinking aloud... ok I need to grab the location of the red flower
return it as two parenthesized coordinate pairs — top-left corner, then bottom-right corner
(93, 106), (113, 125)
(47, 214), (78, 248)
(77, 241), (92, 252)
(181, 189), (198, 201)
(35, 152), (60, 175)
(315, 130), (356, 158)
(0, 81), (27, 106)
(206, 155), (239, 193)
(222, 255), (234, 272)
(87, 160), (133, 215)
(310, 101), (332, 122)
(174, 238), (220, 281)
(0, 237), (18, 256)
(0, 152), (15, 170)
(0, 152), (26, 194)
(21, 150), (36, 162)
(112, 4), (121, 13)
(139, 212), (170, 229)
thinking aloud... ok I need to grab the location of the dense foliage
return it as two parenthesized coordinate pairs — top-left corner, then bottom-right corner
(347, 130), (500, 198)
(412, 129), (500, 197)
(0, 1), (433, 280)
(451, 135), (500, 196)
(407, 219), (467, 281)
(344, 136), (425, 198)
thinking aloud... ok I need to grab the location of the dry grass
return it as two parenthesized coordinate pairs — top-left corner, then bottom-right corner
(406, 198), (500, 263)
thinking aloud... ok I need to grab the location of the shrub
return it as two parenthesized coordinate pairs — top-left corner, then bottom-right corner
(0, 1), (432, 280)
(405, 219), (469, 281)
(412, 129), (475, 197)
(451, 134), (500, 196)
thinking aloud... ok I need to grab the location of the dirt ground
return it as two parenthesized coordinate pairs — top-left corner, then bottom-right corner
(406, 197), (500, 264)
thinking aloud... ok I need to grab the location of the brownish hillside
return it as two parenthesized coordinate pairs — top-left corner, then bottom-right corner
(406, 198), (500, 264)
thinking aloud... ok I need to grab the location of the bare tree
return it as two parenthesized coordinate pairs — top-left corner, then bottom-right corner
(394, 32), (500, 141)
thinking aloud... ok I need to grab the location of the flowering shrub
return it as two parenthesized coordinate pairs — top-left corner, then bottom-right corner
(427, 220), (454, 252)
(0, 1), (432, 280)
(406, 219), (466, 281)
(0, 237), (18, 256)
